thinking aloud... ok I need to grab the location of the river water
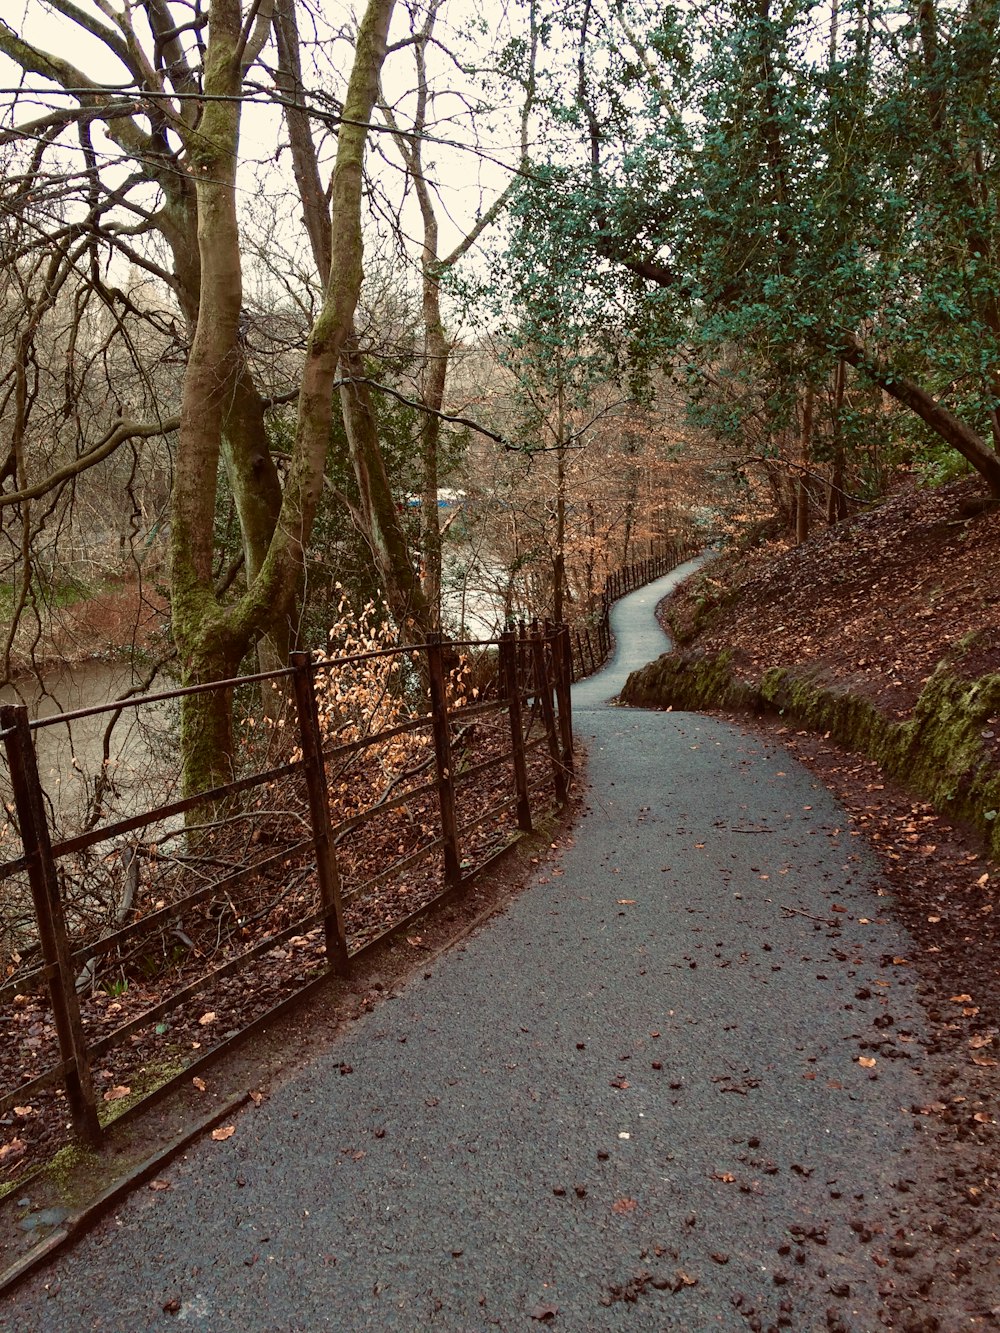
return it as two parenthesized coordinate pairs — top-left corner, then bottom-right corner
(0, 663), (178, 842)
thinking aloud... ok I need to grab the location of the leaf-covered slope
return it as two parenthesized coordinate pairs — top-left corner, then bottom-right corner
(665, 478), (1000, 720)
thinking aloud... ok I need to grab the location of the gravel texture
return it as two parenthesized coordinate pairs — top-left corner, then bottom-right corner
(5, 559), (934, 1331)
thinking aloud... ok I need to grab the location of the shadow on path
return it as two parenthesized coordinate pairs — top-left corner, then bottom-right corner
(6, 562), (928, 1331)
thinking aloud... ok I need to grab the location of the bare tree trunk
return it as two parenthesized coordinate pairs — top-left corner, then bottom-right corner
(839, 333), (1000, 496)
(827, 359), (848, 524)
(339, 340), (433, 641)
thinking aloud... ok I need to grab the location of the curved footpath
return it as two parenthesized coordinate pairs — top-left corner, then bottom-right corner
(7, 559), (935, 1330)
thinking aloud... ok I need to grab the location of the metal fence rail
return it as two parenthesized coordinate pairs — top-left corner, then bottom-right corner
(0, 625), (571, 1157)
(0, 546), (687, 1170)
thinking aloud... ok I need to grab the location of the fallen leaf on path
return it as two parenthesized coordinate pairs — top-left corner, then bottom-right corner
(612, 1197), (637, 1214)
(148, 1179), (171, 1191)
(858, 1057), (877, 1068)
(970, 1034), (994, 1049)
(211, 1125), (236, 1141)
(529, 1303), (559, 1321)
(192, 1076), (207, 1092)
(103, 1085), (131, 1101)
(198, 1011), (216, 1026)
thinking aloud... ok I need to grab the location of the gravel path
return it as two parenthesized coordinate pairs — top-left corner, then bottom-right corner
(6, 561), (931, 1331)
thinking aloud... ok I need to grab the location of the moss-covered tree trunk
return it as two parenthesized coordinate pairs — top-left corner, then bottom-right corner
(171, 0), (397, 799)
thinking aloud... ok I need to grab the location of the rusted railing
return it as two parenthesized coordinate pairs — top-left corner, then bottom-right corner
(0, 625), (572, 1160)
(568, 539), (700, 682)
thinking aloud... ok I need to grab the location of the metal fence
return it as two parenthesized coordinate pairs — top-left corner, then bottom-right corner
(0, 625), (572, 1161)
(0, 542), (693, 1173)
(567, 539), (700, 681)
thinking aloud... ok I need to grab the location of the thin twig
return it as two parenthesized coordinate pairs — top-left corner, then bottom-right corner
(780, 904), (833, 924)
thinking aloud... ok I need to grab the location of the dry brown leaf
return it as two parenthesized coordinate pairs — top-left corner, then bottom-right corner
(103, 1085), (131, 1101)
(528, 1303), (559, 1322)
(972, 1055), (999, 1068)
(969, 1034), (994, 1050)
(858, 1057), (877, 1068)
(211, 1125), (236, 1141)
(611, 1197), (637, 1214)
(198, 1011), (216, 1026)
(148, 1179), (171, 1191)
(951, 994), (974, 1003)
(192, 1076), (207, 1092)
(249, 1089), (264, 1106)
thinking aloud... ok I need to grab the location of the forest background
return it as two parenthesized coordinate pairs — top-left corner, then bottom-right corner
(2, 0), (999, 799)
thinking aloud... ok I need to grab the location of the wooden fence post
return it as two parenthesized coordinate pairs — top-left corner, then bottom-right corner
(500, 631), (532, 832)
(1, 704), (101, 1146)
(290, 653), (350, 977)
(530, 628), (568, 805)
(427, 634), (462, 888)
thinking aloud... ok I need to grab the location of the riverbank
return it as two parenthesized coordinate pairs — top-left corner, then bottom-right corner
(2, 577), (169, 682)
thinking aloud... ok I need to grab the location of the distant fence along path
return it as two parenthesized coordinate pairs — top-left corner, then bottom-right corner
(567, 539), (700, 681)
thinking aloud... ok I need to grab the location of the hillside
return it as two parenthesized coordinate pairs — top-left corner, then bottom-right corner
(626, 477), (1000, 1325)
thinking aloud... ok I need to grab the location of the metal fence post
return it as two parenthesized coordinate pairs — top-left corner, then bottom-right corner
(530, 628), (568, 805)
(291, 653), (350, 977)
(554, 625), (574, 778)
(427, 634), (462, 888)
(500, 631), (532, 832)
(1, 704), (101, 1146)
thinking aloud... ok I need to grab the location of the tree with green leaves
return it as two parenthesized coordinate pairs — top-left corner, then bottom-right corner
(524, 0), (1000, 502)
